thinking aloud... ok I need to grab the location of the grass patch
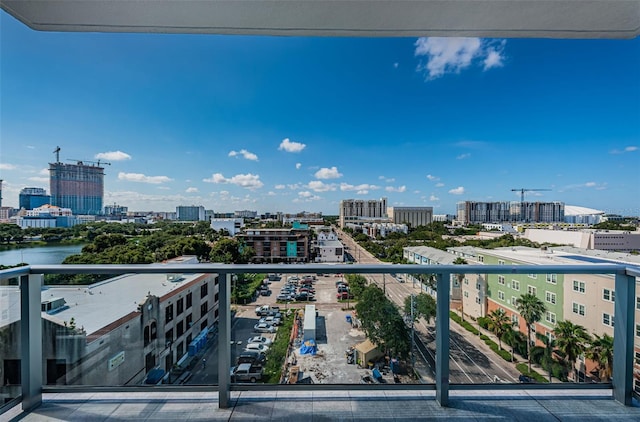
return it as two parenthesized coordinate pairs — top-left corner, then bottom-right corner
(262, 310), (297, 383)
(449, 311), (479, 335)
(452, 312), (513, 362)
(233, 273), (265, 304)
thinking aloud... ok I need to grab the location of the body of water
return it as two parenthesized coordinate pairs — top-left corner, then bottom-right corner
(0, 244), (84, 266)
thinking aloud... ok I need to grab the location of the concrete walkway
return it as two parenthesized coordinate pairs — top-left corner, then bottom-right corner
(4, 389), (640, 421)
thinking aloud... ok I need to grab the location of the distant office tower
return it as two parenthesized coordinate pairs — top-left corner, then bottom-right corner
(387, 206), (433, 228)
(50, 162), (104, 215)
(104, 204), (128, 216)
(339, 197), (387, 228)
(176, 205), (205, 221)
(19, 187), (51, 210)
(456, 201), (564, 224)
(234, 210), (257, 219)
(0, 179), (3, 207)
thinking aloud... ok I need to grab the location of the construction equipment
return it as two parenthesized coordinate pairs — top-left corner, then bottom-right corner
(511, 188), (551, 221)
(53, 146), (61, 163)
(67, 159), (111, 167)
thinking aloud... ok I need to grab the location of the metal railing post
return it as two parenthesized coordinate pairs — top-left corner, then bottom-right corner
(217, 272), (232, 409)
(20, 273), (43, 411)
(613, 271), (635, 406)
(435, 272), (450, 406)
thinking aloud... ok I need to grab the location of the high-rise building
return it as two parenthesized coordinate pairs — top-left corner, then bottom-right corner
(339, 197), (387, 228)
(19, 187), (51, 210)
(388, 206), (433, 228)
(50, 161), (104, 215)
(176, 205), (205, 221)
(104, 204), (128, 216)
(456, 201), (564, 224)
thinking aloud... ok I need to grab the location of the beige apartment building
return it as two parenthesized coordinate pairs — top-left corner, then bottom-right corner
(388, 206), (433, 229)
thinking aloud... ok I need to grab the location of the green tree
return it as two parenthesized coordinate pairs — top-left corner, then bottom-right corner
(532, 332), (557, 382)
(586, 333), (613, 382)
(487, 308), (512, 350)
(516, 293), (546, 373)
(453, 257), (467, 321)
(209, 238), (242, 263)
(345, 274), (367, 299)
(554, 320), (592, 382)
(404, 293), (436, 324)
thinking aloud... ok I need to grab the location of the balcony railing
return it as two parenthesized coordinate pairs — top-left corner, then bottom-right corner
(0, 262), (637, 414)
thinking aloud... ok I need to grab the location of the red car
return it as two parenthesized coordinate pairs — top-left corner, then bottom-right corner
(337, 291), (353, 300)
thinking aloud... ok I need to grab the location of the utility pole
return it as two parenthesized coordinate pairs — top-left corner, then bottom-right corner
(383, 273), (386, 295)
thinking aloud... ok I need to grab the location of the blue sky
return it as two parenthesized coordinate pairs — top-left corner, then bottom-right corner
(1, 12), (639, 216)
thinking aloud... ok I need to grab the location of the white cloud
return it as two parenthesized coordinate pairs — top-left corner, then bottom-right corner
(448, 186), (465, 195)
(610, 145), (638, 154)
(274, 184), (286, 190)
(278, 138), (306, 153)
(483, 48), (505, 70)
(429, 195), (440, 201)
(435, 183), (445, 188)
(0, 163), (16, 170)
(186, 187), (199, 193)
(228, 149), (258, 161)
(203, 172), (264, 190)
(415, 37), (506, 80)
(296, 163), (302, 170)
(267, 191), (276, 196)
(287, 183), (303, 190)
(118, 172), (173, 184)
(314, 166), (343, 179)
(456, 153), (471, 160)
(585, 182), (597, 187)
(385, 185), (406, 193)
(393, 62), (399, 68)
(307, 180), (336, 192)
(340, 183), (380, 192)
(426, 174), (439, 181)
(379, 175), (395, 183)
(95, 151), (131, 161)
(356, 190), (369, 195)
(28, 176), (49, 183)
(38, 168), (49, 176)
(295, 191), (321, 202)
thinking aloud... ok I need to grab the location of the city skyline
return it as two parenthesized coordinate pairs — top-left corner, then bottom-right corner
(1, 12), (639, 216)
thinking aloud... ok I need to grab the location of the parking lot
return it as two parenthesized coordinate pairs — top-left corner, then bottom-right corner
(236, 273), (399, 384)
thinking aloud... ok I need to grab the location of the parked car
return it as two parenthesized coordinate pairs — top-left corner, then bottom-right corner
(266, 311), (282, 319)
(247, 336), (273, 346)
(259, 289), (271, 296)
(259, 316), (281, 326)
(230, 363), (263, 383)
(337, 291), (353, 300)
(295, 292), (315, 301)
(276, 294), (294, 301)
(244, 342), (270, 353)
(236, 350), (266, 366)
(253, 322), (276, 333)
(337, 286), (349, 293)
(299, 287), (315, 294)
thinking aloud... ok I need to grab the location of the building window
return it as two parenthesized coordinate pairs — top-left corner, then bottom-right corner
(165, 304), (174, 324)
(511, 296), (518, 306)
(545, 311), (556, 324)
(215, 276), (219, 286)
(201, 301), (208, 317)
(176, 320), (184, 337)
(528, 285), (537, 296)
(498, 260), (505, 265)
(572, 302), (586, 316)
(528, 274), (537, 279)
(637, 296), (640, 310)
(476, 282), (481, 290)
(603, 289), (615, 302)
(545, 291), (556, 305)
(511, 314), (519, 327)
(573, 280), (585, 293)
(186, 313), (193, 328)
(475, 297), (481, 304)
(177, 298), (184, 316)
(498, 275), (505, 285)
(463, 291), (469, 298)
(512, 280), (520, 291)
(464, 278), (469, 285)
(165, 328), (173, 343)
(498, 290), (505, 301)
(200, 283), (208, 299)
(635, 351), (640, 365)
(186, 292), (193, 309)
(546, 274), (557, 284)
(478, 255), (484, 263)
(602, 313), (614, 327)
(636, 324), (640, 338)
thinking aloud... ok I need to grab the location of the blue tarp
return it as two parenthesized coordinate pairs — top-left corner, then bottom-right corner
(299, 339), (317, 355)
(188, 327), (209, 356)
(145, 368), (165, 384)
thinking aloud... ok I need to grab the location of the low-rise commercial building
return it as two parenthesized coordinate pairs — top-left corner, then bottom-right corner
(237, 227), (311, 263)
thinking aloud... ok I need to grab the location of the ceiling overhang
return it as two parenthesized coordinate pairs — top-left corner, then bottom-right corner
(1, 1), (639, 39)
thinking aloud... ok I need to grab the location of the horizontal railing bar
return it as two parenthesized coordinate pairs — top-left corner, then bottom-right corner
(0, 263), (631, 276)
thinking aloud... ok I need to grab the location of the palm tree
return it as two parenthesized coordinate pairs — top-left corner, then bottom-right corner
(586, 333), (613, 382)
(516, 293), (546, 373)
(553, 320), (592, 382)
(487, 308), (512, 350)
(534, 332), (557, 382)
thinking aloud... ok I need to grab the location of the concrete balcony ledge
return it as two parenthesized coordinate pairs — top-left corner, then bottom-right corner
(5, 389), (640, 421)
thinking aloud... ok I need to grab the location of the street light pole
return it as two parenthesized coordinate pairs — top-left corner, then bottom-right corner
(411, 294), (415, 371)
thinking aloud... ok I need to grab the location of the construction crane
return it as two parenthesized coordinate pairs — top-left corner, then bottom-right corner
(53, 146), (61, 163)
(511, 188), (551, 222)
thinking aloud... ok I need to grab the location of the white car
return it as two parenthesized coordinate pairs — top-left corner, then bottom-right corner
(253, 322), (276, 333)
(259, 316), (282, 326)
(247, 336), (273, 346)
(244, 342), (270, 353)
